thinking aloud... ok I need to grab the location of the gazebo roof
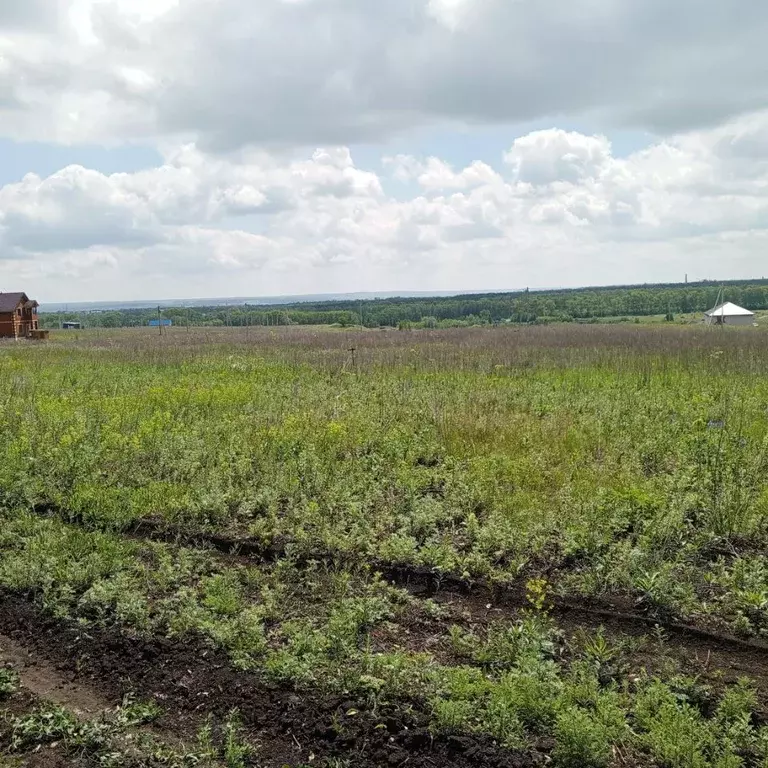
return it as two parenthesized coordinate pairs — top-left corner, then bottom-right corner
(705, 302), (755, 317)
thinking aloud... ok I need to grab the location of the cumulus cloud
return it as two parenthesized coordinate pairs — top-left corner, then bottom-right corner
(5, 0), (768, 300)
(0, 144), (384, 259)
(504, 130), (612, 185)
(3, 0), (768, 147)
(2, 115), (768, 299)
(385, 156), (502, 190)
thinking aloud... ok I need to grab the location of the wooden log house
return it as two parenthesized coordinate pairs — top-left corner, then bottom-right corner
(0, 292), (40, 338)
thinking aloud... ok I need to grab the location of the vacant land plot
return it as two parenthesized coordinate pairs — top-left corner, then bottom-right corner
(2, 324), (768, 767)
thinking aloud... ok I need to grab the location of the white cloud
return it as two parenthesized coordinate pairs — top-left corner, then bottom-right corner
(2, 115), (768, 300)
(504, 130), (612, 184)
(5, 0), (768, 300)
(4, 0), (768, 147)
(386, 156), (502, 190)
(427, 0), (473, 30)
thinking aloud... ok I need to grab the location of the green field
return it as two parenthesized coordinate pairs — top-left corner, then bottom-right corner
(2, 324), (768, 767)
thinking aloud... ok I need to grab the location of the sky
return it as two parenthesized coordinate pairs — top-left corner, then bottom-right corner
(2, 1), (768, 302)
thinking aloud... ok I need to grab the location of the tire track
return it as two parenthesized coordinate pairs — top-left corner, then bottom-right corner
(30, 505), (768, 659)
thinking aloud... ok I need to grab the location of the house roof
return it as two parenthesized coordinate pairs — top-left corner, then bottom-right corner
(705, 301), (755, 317)
(0, 292), (29, 312)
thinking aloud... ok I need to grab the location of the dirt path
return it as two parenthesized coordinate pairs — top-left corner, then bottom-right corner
(0, 632), (112, 717)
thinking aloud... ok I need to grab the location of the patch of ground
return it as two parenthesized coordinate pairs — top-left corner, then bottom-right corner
(39, 507), (768, 675)
(0, 633), (112, 717)
(0, 686), (80, 768)
(0, 590), (535, 768)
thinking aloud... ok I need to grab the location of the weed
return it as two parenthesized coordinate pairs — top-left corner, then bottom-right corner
(553, 707), (613, 768)
(526, 578), (552, 614)
(0, 668), (19, 698)
(222, 710), (252, 768)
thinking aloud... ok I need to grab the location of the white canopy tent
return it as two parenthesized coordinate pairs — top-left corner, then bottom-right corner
(704, 302), (755, 326)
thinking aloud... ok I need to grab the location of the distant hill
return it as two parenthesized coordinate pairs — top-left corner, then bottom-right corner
(40, 290), (505, 314)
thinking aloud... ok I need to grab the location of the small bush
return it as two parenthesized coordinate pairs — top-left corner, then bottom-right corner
(553, 707), (613, 768)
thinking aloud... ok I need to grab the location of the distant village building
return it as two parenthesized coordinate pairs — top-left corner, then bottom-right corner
(0, 292), (40, 338)
(704, 302), (755, 326)
(62, 321), (82, 330)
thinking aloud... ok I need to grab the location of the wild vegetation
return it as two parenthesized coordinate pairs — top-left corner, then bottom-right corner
(2, 323), (768, 767)
(40, 277), (768, 329)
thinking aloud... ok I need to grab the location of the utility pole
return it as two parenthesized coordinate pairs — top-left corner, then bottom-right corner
(158, 305), (163, 336)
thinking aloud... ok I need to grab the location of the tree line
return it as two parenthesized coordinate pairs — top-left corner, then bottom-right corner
(40, 279), (768, 329)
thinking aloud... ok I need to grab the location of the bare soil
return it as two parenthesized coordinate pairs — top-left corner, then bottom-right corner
(0, 590), (536, 768)
(4, 565), (768, 767)
(22, 510), (768, 756)
(0, 633), (111, 717)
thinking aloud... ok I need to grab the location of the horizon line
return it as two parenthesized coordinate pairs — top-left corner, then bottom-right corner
(37, 275), (768, 311)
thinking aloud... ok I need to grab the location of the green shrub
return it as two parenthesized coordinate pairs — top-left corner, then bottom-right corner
(553, 707), (613, 768)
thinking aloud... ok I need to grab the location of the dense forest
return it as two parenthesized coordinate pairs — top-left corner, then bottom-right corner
(40, 279), (768, 329)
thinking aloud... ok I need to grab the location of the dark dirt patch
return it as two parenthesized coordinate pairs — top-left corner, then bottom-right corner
(0, 591), (536, 768)
(130, 516), (287, 561)
(371, 559), (768, 653)
(91, 513), (768, 657)
(380, 573), (768, 709)
(369, 604), (456, 661)
(551, 596), (768, 713)
(1, 744), (72, 768)
(19, 751), (72, 768)
(0, 633), (112, 717)
(20, 752), (72, 768)
(404, 587), (768, 719)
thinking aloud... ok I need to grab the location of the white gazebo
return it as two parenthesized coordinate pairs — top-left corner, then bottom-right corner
(704, 302), (755, 326)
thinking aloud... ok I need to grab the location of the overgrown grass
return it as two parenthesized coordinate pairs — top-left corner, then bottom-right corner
(2, 325), (768, 765)
(2, 327), (768, 629)
(4, 507), (768, 767)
